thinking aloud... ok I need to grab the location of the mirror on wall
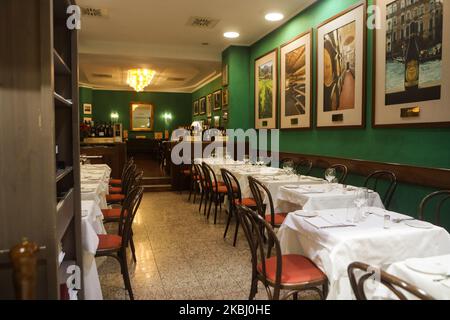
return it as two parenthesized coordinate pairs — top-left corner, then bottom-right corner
(130, 102), (154, 131)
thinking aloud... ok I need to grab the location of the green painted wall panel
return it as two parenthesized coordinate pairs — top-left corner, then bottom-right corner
(192, 77), (223, 125)
(79, 88), (192, 139)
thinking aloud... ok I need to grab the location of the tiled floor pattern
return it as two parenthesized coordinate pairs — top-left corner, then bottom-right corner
(98, 191), (319, 300)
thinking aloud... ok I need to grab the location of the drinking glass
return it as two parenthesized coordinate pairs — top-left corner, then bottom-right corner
(324, 168), (336, 184)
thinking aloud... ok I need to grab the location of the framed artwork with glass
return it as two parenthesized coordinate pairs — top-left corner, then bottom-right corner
(199, 97), (206, 115)
(193, 100), (199, 115)
(254, 49), (278, 129)
(373, 0), (450, 127)
(280, 30), (312, 129)
(316, 2), (366, 128)
(130, 102), (155, 131)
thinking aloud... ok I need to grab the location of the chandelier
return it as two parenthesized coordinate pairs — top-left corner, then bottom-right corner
(126, 69), (156, 92)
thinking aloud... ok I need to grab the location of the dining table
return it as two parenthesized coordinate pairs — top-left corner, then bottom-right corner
(81, 200), (106, 300)
(276, 183), (385, 212)
(80, 164), (111, 209)
(373, 254), (450, 300)
(277, 206), (450, 299)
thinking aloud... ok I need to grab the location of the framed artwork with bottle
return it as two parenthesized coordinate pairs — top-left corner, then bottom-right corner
(373, 0), (450, 127)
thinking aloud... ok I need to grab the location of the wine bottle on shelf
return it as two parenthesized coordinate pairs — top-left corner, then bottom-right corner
(405, 21), (420, 92)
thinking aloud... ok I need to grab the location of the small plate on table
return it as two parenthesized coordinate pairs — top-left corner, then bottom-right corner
(294, 210), (318, 218)
(405, 220), (434, 229)
(405, 258), (450, 276)
(283, 185), (299, 189)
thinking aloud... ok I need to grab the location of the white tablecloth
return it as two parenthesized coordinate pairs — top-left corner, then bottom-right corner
(277, 184), (384, 212)
(373, 255), (450, 300)
(278, 207), (450, 299)
(81, 200), (106, 300)
(80, 165), (111, 209)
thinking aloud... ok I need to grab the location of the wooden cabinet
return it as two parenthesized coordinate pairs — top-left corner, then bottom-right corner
(0, 0), (82, 299)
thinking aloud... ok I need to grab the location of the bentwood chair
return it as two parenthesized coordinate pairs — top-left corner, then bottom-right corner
(221, 168), (257, 247)
(194, 163), (208, 214)
(418, 190), (450, 226)
(363, 170), (397, 209)
(347, 262), (434, 300)
(109, 157), (134, 189)
(237, 205), (328, 300)
(326, 164), (348, 184)
(295, 158), (313, 176)
(106, 164), (137, 205)
(96, 186), (144, 300)
(202, 163), (227, 224)
(102, 171), (144, 262)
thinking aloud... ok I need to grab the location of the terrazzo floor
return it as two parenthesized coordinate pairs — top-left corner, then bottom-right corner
(97, 191), (319, 300)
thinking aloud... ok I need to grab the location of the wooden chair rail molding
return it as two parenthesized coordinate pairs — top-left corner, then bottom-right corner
(264, 151), (450, 190)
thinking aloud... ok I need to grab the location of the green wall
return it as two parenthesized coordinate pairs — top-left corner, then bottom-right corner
(224, 0), (450, 225)
(79, 87), (192, 139)
(191, 76), (223, 126)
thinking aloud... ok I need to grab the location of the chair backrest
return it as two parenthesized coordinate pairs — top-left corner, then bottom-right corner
(119, 186), (144, 248)
(201, 162), (218, 193)
(327, 164), (348, 184)
(121, 157), (135, 181)
(363, 170), (397, 209)
(121, 164), (137, 195)
(220, 168), (243, 206)
(248, 176), (276, 226)
(193, 163), (207, 190)
(418, 190), (450, 226)
(347, 261), (434, 300)
(295, 158), (313, 176)
(236, 205), (283, 300)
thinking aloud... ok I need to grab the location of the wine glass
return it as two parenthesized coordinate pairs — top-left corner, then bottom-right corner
(324, 168), (336, 183)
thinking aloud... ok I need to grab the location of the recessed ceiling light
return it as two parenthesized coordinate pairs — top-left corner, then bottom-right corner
(265, 12), (284, 22)
(224, 31), (240, 39)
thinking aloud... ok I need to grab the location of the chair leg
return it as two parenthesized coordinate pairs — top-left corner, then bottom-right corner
(119, 249), (134, 300)
(322, 282), (329, 300)
(293, 292), (299, 300)
(249, 277), (258, 300)
(193, 183), (198, 204)
(207, 193), (214, 220)
(130, 230), (137, 263)
(223, 209), (232, 239)
(233, 218), (240, 247)
(199, 191), (204, 212)
(213, 196), (219, 225)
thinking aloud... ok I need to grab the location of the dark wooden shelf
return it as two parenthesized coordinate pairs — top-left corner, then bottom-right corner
(56, 188), (74, 241)
(56, 166), (73, 182)
(54, 92), (73, 107)
(53, 49), (71, 75)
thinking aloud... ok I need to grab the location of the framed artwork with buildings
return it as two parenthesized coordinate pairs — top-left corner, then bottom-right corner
(373, 0), (450, 127)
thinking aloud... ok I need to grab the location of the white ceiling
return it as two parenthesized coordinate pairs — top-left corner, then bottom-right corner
(77, 0), (317, 92)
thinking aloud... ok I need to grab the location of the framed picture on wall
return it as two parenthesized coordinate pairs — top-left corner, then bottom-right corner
(222, 64), (229, 86)
(222, 88), (229, 107)
(213, 89), (222, 110)
(255, 49), (278, 129)
(199, 97), (206, 115)
(206, 93), (213, 117)
(373, 0), (450, 127)
(280, 30), (312, 129)
(316, 2), (366, 128)
(83, 103), (92, 115)
(193, 100), (199, 115)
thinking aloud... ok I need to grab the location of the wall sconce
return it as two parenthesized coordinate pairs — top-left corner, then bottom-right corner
(163, 112), (173, 121)
(110, 112), (119, 123)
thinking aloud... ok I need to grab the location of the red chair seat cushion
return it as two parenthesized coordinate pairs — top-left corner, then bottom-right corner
(109, 186), (122, 194)
(257, 254), (326, 285)
(109, 179), (122, 186)
(182, 169), (191, 176)
(97, 234), (122, 251)
(265, 213), (287, 225)
(234, 198), (257, 207)
(101, 208), (127, 220)
(215, 185), (229, 193)
(106, 194), (125, 202)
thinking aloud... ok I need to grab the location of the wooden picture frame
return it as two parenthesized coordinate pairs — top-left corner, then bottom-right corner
(255, 48), (278, 129)
(206, 93), (213, 117)
(373, 0), (449, 128)
(222, 88), (229, 107)
(280, 30), (313, 129)
(199, 96), (206, 115)
(193, 100), (199, 115)
(130, 102), (155, 131)
(316, 1), (367, 128)
(83, 103), (92, 115)
(213, 89), (222, 110)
